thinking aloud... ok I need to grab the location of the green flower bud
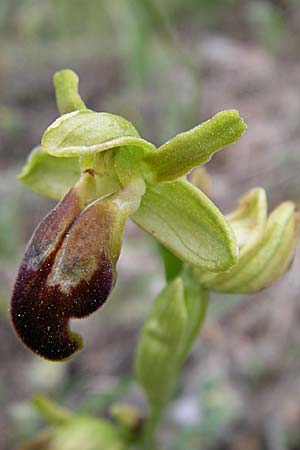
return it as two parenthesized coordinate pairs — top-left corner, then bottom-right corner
(196, 189), (299, 293)
(24, 394), (128, 450)
(135, 273), (208, 417)
(11, 174), (128, 361)
(20, 417), (127, 450)
(226, 188), (267, 250)
(49, 417), (126, 450)
(135, 278), (187, 411)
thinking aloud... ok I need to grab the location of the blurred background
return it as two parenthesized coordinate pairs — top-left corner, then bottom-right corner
(1, 0), (300, 449)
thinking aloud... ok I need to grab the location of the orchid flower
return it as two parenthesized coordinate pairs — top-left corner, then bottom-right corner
(11, 70), (246, 360)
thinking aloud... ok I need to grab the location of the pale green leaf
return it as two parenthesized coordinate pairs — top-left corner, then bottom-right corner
(143, 109), (247, 182)
(131, 179), (238, 271)
(18, 146), (80, 200)
(41, 110), (155, 157)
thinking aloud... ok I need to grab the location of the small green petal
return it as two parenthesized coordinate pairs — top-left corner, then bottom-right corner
(41, 110), (155, 157)
(131, 179), (238, 271)
(198, 201), (298, 293)
(143, 109), (247, 182)
(18, 146), (80, 200)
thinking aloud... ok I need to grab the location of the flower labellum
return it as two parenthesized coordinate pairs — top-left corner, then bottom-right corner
(11, 174), (127, 360)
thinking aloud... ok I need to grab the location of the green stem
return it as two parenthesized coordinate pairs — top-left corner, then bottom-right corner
(31, 394), (73, 425)
(53, 69), (86, 115)
(142, 400), (169, 449)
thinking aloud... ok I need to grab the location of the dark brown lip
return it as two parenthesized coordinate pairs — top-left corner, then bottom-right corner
(11, 250), (113, 361)
(10, 188), (118, 361)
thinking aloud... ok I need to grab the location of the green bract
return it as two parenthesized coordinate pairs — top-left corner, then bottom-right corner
(134, 270), (208, 435)
(179, 268), (209, 364)
(135, 278), (187, 410)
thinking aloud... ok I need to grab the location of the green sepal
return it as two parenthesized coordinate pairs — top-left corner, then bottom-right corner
(54, 69), (86, 115)
(18, 146), (80, 200)
(41, 110), (155, 157)
(134, 278), (187, 410)
(131, 179), (239, 272)
(197, 200), (298, 293)
(143, 110), (247, 182)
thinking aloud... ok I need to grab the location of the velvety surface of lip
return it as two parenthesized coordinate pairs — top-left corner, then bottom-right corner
(10, 188), (118, 361)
